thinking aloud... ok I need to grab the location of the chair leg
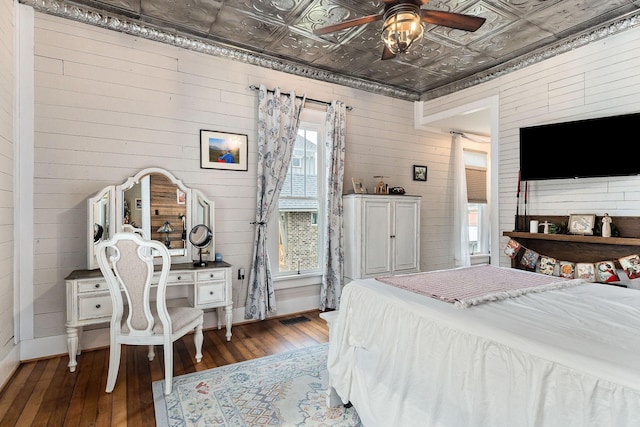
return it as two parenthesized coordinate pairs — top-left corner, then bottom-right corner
(164, 341), (173, 395)
(194, 322), (203, 363)
(147, 345), (155, 361)
(106, 343), (121, 393)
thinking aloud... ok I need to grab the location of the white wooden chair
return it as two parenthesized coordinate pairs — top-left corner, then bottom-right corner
(96, 232), (203, 395)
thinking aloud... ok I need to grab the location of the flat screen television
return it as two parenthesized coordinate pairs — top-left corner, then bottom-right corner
(519, 112), (640, 181)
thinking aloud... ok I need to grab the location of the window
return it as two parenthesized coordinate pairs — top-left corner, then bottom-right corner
(464, 149), (488, 256)
(269, 112), (325, 280)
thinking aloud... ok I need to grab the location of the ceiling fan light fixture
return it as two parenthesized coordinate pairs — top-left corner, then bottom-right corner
(381, 4), (424, 55)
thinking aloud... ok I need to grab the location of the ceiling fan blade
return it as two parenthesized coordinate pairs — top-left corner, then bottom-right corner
(421, 10), (486, 32)
(381, 45), (396, 61)
(313, 14), (383, 35)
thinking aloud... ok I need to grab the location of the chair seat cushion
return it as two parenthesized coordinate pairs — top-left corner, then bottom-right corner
(121, 306), (203, 334)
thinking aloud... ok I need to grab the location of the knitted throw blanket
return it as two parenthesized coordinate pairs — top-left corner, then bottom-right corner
(375, 265), (582, 308)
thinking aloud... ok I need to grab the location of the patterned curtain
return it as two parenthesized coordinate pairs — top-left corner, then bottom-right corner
(320, 101), (346, 310)
(244, 85), (305, 320)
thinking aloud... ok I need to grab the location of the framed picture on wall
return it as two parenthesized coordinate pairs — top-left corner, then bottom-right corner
(413, 165), (427, 181)
(200, 130), (248, 171)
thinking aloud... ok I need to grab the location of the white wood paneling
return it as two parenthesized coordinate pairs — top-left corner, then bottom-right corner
(0, 0), (16, 389)
(23, 11), (451, 352)
(420, 24), (640, 268)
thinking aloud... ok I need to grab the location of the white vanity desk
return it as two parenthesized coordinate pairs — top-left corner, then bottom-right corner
(65, 261), (232, 372)
(66, 167), (230, 373)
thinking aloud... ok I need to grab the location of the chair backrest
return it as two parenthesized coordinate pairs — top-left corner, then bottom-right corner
(96, 233), (172, 337)
(122, 224), (149, 240)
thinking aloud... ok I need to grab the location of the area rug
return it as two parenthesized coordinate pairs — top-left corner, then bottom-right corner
(152, 343), (362, 426)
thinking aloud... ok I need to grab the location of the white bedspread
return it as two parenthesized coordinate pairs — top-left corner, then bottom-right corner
(327, 268), (640, 427)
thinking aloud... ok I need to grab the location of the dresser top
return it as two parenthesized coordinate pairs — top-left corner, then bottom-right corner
(65, 260), (232, 280)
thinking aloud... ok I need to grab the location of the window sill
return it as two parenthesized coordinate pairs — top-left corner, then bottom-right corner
(274, 273), (322, 290)
(471, 254), (490, 265)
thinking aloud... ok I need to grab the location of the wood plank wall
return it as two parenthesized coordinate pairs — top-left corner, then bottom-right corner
(149, 174), (186, 248)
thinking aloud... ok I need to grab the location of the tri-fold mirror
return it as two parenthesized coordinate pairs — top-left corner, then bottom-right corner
(87, 167), (215, 270)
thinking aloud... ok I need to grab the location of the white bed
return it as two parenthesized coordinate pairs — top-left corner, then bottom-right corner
(326, 265), (640, 427)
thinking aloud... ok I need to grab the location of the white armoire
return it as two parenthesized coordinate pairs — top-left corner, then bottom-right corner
(343, 194), (421, 282)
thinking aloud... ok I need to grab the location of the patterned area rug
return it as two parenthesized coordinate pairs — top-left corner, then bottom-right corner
(152, 343), (362, 426)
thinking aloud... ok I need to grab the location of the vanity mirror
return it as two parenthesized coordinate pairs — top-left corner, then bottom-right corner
(87, 167), (214, 269)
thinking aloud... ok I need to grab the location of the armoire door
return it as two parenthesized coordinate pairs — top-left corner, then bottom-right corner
(362, 199), (392, 276)
(392, 199), (420, 273)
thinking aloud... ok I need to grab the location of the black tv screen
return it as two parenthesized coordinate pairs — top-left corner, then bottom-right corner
(519, 112), (640, 181)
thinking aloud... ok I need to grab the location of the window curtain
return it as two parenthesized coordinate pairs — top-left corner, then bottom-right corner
(245, 85), (305, 320)
(452, 132), (471, 267)
(321, 101), (346, 310)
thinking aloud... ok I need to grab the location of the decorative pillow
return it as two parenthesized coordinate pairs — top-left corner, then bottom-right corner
(558, 261), (575, 279)
(519, 248), (539, 270)
(595, 260), (620, 283)
(504, 239), (521, 258)
(539, 256), (556, 276)
(576, 263), (596, 282)
(618, 254), (640, 279)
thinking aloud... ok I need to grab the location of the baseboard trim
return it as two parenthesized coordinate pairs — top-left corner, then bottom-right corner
(19, 290), (322, 362)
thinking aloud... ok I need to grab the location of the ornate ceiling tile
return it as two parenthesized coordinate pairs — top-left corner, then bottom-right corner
(268, 29), (332, 63)
(92, 0), (140, 14)
(401, 66), (456, 93)
(353, 56), (418, 82)
(140, 0), (220, 34)
(310, 44), (379, 75)
(232, 0), (303, 22)
(207, 6), (281, 47)
(468, 19), (554, 60)
(427, 1), (512, 46)
(301, 0), (369, 43)
(528, 0), (638, 35)
(420, 47), (492, 78)
(401, 36), (456, 68)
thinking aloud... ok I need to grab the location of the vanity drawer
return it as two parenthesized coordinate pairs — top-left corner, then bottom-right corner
(197, 283), (225, 305)
(78, 280), (109, 293)
(196, 270), (226, 282)
(166, 272), (195, 284)
(78, 294), (112, 320)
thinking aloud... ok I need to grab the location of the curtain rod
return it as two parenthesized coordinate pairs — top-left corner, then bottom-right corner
(450, 130), (490, 143)
(249, 85), (352, 111)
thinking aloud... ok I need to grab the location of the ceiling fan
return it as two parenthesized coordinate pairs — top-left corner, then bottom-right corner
(313, 0), (486, 60)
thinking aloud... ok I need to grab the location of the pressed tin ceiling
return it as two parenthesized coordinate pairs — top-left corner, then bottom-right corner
(24, 0), (640, 101)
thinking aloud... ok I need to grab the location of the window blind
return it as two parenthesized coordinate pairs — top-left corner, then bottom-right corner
(466, 166), (487, 203)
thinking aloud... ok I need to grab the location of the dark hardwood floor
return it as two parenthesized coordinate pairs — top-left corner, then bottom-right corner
(0, 310), (329, 427)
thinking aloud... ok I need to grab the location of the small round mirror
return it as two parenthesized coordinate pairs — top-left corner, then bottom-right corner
(189, 224), (212, 267)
